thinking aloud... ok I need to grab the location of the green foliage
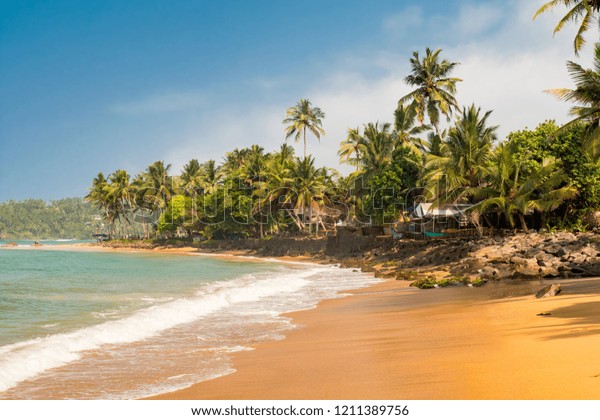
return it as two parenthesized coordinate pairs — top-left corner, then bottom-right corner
(506, 120), (557, 178)
(157, 195), (195, 235)
(363, 146), (420, 224)
(506, 120), (600, 211)
(409, 276), (486, 289)
(0, 198), (98, 239)
(534, 2), (600, 56)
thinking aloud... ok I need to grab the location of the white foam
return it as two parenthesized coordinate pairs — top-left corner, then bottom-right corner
(0, 266), (331, 393)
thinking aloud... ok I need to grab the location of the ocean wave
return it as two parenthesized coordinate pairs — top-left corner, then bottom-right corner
(0, 265), (352, 393)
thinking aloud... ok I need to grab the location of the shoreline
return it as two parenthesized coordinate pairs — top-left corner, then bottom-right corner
(4, 238), (600, 399)
(149, 275), (600, 400)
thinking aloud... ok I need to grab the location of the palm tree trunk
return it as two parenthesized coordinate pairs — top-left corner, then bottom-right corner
(259, 217), (264, 238)
(433, 122), (442, 140)
(518, 213), (530, 233)
(303, 127), (307, 158)
(286, 209), (304, 230)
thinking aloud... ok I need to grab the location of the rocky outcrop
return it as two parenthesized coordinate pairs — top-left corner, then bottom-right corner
(470, 232), (599, 280)
(535, 284), (562, 298)
(94, 230), (600, 287)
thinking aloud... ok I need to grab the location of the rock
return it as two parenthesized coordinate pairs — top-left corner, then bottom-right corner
(481, 263), (515, 280)
(360, 265), (376, 273)
(570, 261), (600, 277)
(582, 210), (600, 229)
(512, 256), (541, 277)
(540, 266), (560, 278)
(544, 244), (562, 256)
(555, 247), (568, 257)
(581, 245), (598, 257)
(535, 284), (562, 299)
(569, 253), (588, 264)
(472, 245), (511, 263)
(556, 232), (577, 242)
(534, 251), (553, 262)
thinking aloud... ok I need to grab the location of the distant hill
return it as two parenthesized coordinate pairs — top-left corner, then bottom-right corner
(0, 198), (100, 239)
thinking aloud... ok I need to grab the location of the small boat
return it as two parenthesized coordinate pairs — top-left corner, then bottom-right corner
(424, 231), (445, 239)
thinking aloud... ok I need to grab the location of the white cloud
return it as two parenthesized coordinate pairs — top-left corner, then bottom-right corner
(453, 3), (504, 38)
(149, 0), (595, 178)
(109, 91), (206, 115)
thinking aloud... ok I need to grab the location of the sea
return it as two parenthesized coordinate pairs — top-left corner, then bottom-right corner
(0, 240), (380, 399)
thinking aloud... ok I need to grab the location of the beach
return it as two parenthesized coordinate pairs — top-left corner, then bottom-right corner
(2, 242), (600, 400)
(151, 275), (600, 400)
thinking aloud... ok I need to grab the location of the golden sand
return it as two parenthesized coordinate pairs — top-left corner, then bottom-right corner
(151, 277), (600, 400)
(48, 244), (600, 399)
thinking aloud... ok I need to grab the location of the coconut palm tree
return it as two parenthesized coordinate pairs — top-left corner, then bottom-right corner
(399, 48), (462, 138)
(85, 172), (112, 234)
(359, 122), (395, 177)
(473, 143), (578, 232)
(180, 159), (204, 197)
(139, 161), (174, 216)
(222, 147), (249, 176)
(422, 105), (497, 203)
(547, 42), (600, 161)
(393, 102), (431, 159)
(107, 169), (133, 236)
(534, 0), (600, 55)
(200, 160), (222, 194)
(285, 156), (327, 232)
(338, 127), (364, 171)
(283, 99), (326, 157)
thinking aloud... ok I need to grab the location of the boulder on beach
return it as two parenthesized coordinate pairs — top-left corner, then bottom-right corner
(535, 284), (562, 299)
(512, 256), (541, 277)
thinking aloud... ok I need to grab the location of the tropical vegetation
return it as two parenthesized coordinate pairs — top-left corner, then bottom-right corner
(534, 0), (600, 55)
(4, 8), (600, 242)
(77, 42), (600, 240)
(0, 198), (98, 239)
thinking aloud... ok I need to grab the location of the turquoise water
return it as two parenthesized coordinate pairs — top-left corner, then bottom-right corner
(0, 247), (380, 399)
(0, 239), (94, 246)
(0, 248), (273, 347)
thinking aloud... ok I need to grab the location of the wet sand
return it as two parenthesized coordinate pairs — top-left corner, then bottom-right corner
(152, 277), (600, 400)
(24, 244), (600, 399)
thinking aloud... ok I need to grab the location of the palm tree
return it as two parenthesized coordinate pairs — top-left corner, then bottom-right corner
(338, 127), (364, 171)
(139, 161), (174, 216)
(534, 0), (600, 55)
(399, 48), (462, 138)
(547, 42), (600, 161)
(180, 159), (204, 197)
(285, 156), (327, 232)
(473, 143), (578, 232)
(107, 169), (133, 237)
(358, 122), (395, 178)
(394, 102), (429, 150)
(131, 172), (153, 238)
(85, 172), (112, 235)
(200, 159), (222, 194)
(422, 105), (497, 203)
(222, 147), (249, 175)
(283, 99), (326, 157)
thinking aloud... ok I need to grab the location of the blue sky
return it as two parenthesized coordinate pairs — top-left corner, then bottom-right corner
(0, 0), (586, 200)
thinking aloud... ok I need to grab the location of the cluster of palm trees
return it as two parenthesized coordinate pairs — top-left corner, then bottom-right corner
(87, 6), (600, 239)
(86, 141), (340, 238)
(337, 42), (598, 232)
